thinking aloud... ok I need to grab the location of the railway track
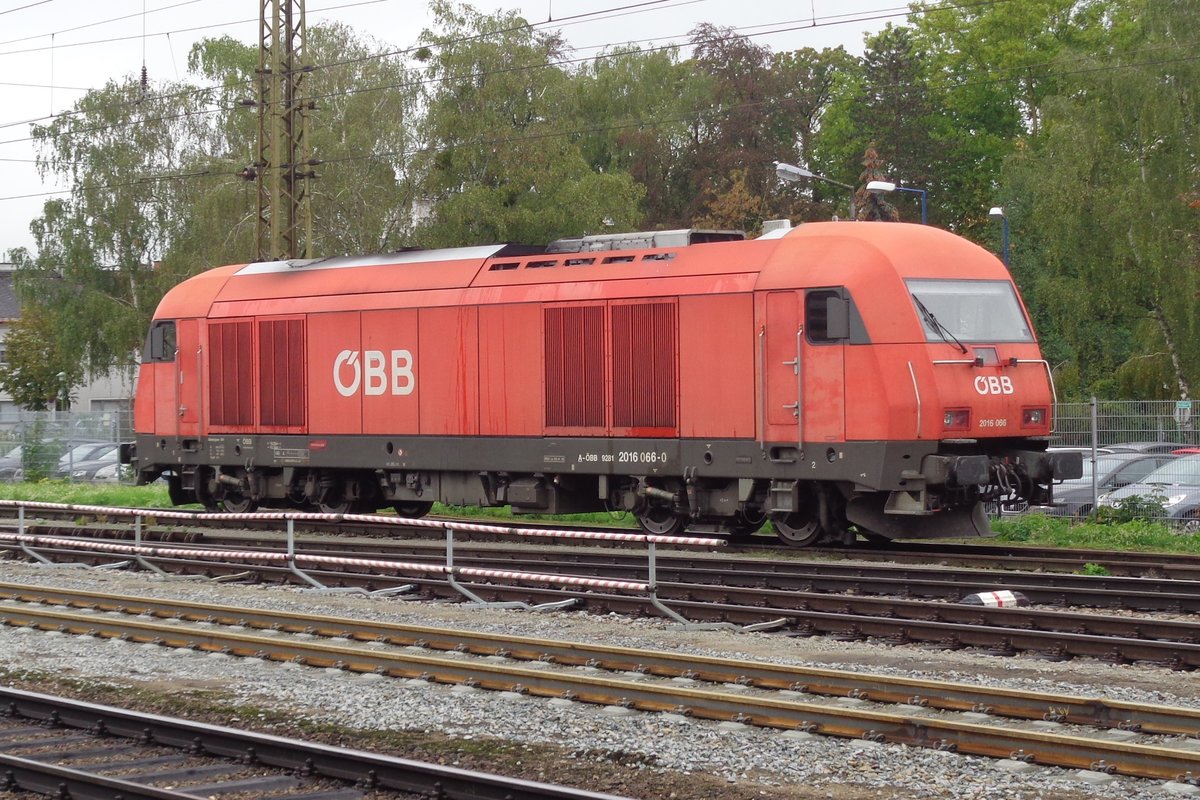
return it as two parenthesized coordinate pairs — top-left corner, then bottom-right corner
(4, 502), (1200, 577)
(6, 527), (1200, 667)
(2, 585), (1200, 786)
(156, 535), (1200, 613)
(0, 685), (630, 800)
(9, 512), (1200, 612)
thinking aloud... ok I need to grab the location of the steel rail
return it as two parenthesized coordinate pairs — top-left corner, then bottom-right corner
(6, 507), (1200, 578)
(0, 753), (210, 800)
(5, 543), (1200, 667)
(197, 540), (1200, 612)
(9, 532), (1200, 647)
(11, 524), (1200, 612)
(0, 686), (634, 800)
(1, 583), (1197, 737)
(2, 602), (1200, 782)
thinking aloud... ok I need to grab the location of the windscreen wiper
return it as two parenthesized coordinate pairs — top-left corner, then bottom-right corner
(912, 294), (968, 353)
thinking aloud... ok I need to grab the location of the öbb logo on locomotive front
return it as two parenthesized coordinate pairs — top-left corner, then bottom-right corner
(973, 375), (1014, 396)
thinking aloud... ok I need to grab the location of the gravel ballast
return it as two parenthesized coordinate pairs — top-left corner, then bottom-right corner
(0, 559), (1196, 800)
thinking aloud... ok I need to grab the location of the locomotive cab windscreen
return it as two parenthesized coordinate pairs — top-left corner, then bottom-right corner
(906, 279), (1034, 345)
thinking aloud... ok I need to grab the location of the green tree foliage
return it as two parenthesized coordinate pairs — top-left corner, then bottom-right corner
(816, 25), (938, 224)
(15, 77), (208, 380)
(1004, 0), (1200, 399)
(0, 307), (83, 411)
(571, 45), (699, 228)
(908, 0), (1111, 236)
(411, 1), (643, 246)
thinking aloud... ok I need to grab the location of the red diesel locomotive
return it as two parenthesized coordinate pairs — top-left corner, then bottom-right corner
(128, 221), (1081, 545)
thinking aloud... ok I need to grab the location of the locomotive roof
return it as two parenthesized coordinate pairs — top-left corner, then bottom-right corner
(153, 222), (1007, 321)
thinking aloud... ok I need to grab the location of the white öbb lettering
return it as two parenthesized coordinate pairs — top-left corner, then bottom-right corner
(973, 375), (1014, 395)
(334, 349), (414, 397)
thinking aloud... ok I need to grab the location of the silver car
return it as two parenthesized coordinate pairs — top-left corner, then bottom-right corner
(1032, 452), (1178, 517)
(1098, 454), (1200, 530)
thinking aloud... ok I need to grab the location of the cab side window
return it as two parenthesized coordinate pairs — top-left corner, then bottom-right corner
(806, 289), (849, 343)
(144, 321), (177, 362)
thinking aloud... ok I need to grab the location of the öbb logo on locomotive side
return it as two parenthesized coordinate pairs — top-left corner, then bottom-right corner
(974, 375), (1015, 395)
(333, 349), (415, 397)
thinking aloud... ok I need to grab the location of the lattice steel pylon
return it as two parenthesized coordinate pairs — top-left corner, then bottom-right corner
(250, 0), (314, 261)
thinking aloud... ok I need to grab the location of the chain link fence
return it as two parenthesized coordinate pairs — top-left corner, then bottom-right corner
(1003, 399), (1197, 524)
(1052, 399), (1197, 450)
(0, 410), (133, 483)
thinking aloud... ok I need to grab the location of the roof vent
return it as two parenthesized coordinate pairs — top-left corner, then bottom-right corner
(757, 220), (796, 240)
(546, 228), (744, 254)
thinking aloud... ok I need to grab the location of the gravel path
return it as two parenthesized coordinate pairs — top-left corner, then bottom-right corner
(0, 558), (1196, 799)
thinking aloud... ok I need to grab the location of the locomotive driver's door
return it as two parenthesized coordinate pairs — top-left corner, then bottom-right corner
(764, 292), (802, 448)
(763, 290), (847, 449)
(800, 288), (846, 443)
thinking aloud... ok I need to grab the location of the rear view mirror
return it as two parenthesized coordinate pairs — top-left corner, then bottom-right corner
(826, 297), (850, 340)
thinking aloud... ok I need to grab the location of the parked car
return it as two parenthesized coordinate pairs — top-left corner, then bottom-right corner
(0, 444), (22, 481)
(1104, 441), (1191, 454)
(89, 460), (131, 483)
(55, 442), (118, 478)
(1030, 452), (1179, 517)
(66, 449), (121, 481)
(1098, 454), (1200, 530)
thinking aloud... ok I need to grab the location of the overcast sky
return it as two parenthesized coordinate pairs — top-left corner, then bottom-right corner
(0, 0), (896, 257)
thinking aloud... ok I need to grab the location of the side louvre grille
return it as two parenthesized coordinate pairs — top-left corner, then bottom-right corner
(612, 302), (677, 428)
(208, 321), (254, 426)
(258, 318), (306, 427)
(544, 306), (605, 428)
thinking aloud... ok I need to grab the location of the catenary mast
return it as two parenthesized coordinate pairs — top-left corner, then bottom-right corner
(245, 0), (314, 261)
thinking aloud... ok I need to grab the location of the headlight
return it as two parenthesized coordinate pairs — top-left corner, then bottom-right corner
(72, 470), (87, 478)
(1164, 493), (1187, 508)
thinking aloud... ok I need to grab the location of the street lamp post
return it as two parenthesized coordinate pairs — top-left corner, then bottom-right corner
(865, 180), (927, 224)
(989, 206), (1009, 268)
(774, 161), (856, 220)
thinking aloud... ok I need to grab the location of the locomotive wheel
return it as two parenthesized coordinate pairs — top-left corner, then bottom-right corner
(770, 512), (822, 547)
(394, 501), (434, 519)
(636, 506), (690, 536)
(318, 498), (352, 514)
(220, 493), (257, 514)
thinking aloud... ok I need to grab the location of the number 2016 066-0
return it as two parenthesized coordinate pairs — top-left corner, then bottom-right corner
(978, 418), (1009, 428)
(618, 451), (669, 464)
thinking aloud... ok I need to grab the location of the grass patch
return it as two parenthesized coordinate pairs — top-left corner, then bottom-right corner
(992, 513), (1200, 554)
(0, 480), (174, 508)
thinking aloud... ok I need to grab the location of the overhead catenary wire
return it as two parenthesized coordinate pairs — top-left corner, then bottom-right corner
(0, 0), (1059, 139)
(0, 0), (685, 134)
(0, 0), (991, 123)
(0, 0), (53, 17)
(2, 0), (1182, 150)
